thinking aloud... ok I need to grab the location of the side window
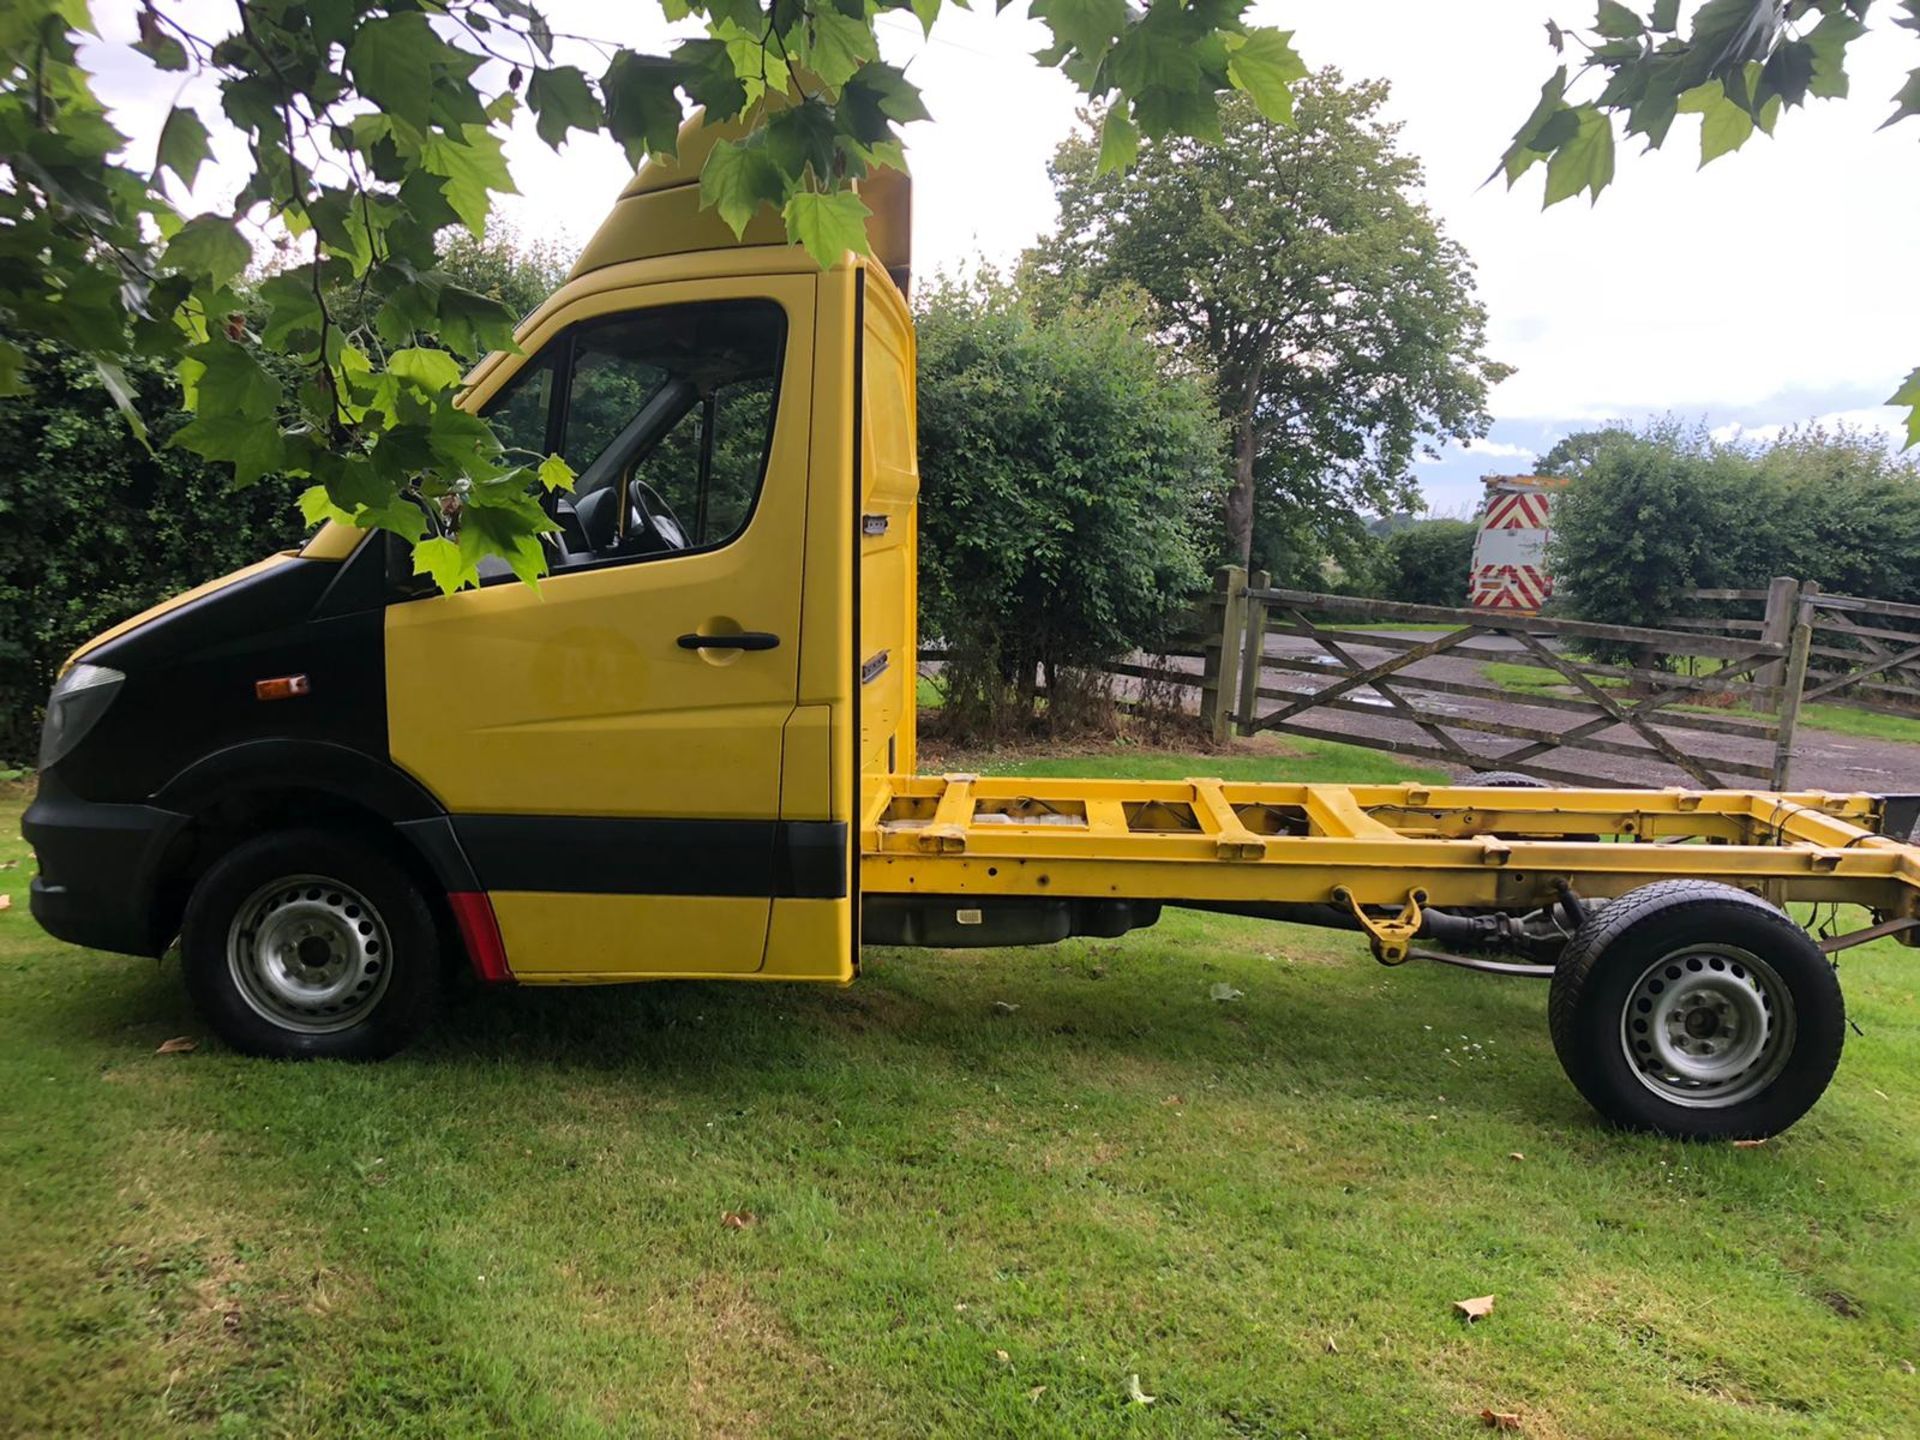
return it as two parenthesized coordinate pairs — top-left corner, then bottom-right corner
(484, 350), (555, 461)
(556, 301), (784, 566)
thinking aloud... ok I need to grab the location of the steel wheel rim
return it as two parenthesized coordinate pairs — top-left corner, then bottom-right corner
(226, 873), (393, 1035)
(1619, 944), (1795, 1108)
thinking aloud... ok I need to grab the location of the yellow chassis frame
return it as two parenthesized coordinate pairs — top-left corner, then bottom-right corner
(860, 777), (1920, 944)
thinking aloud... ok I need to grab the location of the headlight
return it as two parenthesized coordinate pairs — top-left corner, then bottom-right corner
(39, 663), (125, 769)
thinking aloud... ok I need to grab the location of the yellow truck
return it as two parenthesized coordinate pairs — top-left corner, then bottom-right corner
(22, 117), (1920, 1141)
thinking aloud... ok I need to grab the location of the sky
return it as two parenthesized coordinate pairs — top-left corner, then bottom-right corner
(83, 2), (1920, 517)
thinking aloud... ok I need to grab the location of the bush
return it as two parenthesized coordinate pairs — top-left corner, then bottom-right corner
(1549, 419), (1920, 660)
(0, 338), (310, 764)
(1377, 519), (1477, 608)
(915, 276), (1224, 741)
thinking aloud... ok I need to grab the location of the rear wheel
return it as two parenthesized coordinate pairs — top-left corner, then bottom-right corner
(1548, 880), (1843, 1139)
(181, 829), (441, 1059)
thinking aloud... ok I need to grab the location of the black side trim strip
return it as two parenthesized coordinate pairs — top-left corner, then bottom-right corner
(452, 816), (849, 899)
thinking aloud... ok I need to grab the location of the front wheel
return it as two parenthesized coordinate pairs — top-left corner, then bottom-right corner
(1548, 880), (1844, 1140)
(180, 829), (441, 1059)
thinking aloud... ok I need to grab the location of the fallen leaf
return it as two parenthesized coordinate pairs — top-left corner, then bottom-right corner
(1898, 1359), (1914, 1375)
(721, 1210), (755, 1229)
(1480, 1408), (1522, 1431)
(0, 893), (11, 912)
(155, 1036), (197, 1055)
(1454, 1295), (1496, 1323)
(1324, 1336), (1339, 1354)
(1732, 1138), (1768, 1149)
(1209, 983), (1244, 1002)
(1821, 1289), (1862, 1319)
(0, 858), (17, 869)
(1873, 1089), (1892, 1102)
(1162, 1095), (1186, 1107)
(992, 1000), (1020, 1015)
(994, 1348), (1010, 1365)
(1028, 1385), (1047, 1402)
(1508, 1152), (1525, 1162)
(1126, 1373), (1156, 1405)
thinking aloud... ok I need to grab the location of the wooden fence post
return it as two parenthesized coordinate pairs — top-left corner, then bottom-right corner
(1755, 575), (1801, 711)
(1234, 570), (1271, 737)
(1199, 565), (1247, 745)
(1770, 609), (1814, 790)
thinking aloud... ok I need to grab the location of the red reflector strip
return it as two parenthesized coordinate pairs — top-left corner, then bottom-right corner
(447, 891), (514, 984)
(254, 674), (311, 701)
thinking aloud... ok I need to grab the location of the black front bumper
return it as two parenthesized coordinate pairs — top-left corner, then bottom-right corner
(22, 772), (189, 957)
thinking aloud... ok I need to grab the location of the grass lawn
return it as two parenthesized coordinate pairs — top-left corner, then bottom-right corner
(4, 759), (1919, 1437)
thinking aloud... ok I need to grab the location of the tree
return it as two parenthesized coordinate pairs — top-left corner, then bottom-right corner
(0, 224), (570, 764)
(1505, 2), (1920, 439)
(0, 1), (1306, 592)
(1378, 518), (1479, 608)
(915, 276), (1223, 741)
(1030, 77), (1510, 577)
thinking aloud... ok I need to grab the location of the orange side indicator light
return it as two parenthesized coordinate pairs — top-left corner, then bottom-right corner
(254, 674), (312, 702)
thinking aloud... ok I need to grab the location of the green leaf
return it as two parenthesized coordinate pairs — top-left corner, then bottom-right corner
(172, 412), (288, 486)
(802, 9), (877, 90)
(1032, 0), (1126, 55)
(538, 454), (576, 492)
(345, 13), (440, 130)
(256, 271), (326, 350)
(91, 358), (149, 450)
(155, 105), (212, 189)
(389, 346), (466, 394)
(1542, 105), (1614, 205)
(163, 214), (252, 288)
(526, 65), (602, 149)
(1680, 81), (1754, 164)
(1500, 67), (1570, 184)
(435, 286), (519, 360)
(134, 20), (188, 71)
(782, 188), (873, 267)
(910, 0), (941, 36)
(1887, 67), (1920, 128)
(1593, 1), (1644, 40)
(1889, 366), (1920, 449)
(674, 39), (748, 120)
(1225, 29), (1308, 126)
(701, 136), (786, 236)
(0, 339), (27, 397)
(840, 62), (931, 144)
(1134, 86), (1221, 142)
(603, 51), (685, 164)
(766, 101), (839, 181)
(413, 535), (480, 593)
(1649, 0), (1679, 32)
(1096, 105), (1139, 174)
(419, 125), (517, 237)
(1805, 10), (1865, 100)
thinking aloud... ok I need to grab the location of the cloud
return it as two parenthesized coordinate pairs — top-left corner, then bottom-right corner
(1709, 408), (1908, 447)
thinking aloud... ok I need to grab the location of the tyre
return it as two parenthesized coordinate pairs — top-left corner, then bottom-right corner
(1468, 770), (1600, 844)
(180, 828), (441, 1059)
(1548, 880), (1843, 1140)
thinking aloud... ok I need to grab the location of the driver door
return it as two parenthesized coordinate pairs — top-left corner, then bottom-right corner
(385, 275), (815, 979)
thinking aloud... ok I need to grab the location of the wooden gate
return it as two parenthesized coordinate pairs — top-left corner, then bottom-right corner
(1228, 582), (1805, 789)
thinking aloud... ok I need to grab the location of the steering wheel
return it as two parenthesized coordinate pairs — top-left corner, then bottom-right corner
(627, 479), (690, 551)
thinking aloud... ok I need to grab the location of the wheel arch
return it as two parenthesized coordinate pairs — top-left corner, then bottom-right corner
(147, 741), (478, 959)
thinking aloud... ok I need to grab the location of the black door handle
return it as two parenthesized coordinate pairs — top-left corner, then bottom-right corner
(677, 631), (781, 651)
